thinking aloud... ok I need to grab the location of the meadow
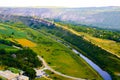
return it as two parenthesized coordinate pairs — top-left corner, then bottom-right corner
(55, 22), (120, 57)
(0, 22), (102, 79)
(52, 22), (120, 79)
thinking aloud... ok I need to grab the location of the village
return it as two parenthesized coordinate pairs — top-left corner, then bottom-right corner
(0, 68), (49, 80)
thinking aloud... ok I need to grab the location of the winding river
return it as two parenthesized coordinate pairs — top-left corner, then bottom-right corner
(72, 49), (112, 80)
(56, 39), (112, 80)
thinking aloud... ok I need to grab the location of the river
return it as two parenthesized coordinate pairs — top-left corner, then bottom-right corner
(56, 39), (112, 80)
(72, 49), (112, 80)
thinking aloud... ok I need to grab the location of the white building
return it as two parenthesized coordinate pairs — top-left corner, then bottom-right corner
(0, 70), (29, 80)
(17, 75), (29, 80)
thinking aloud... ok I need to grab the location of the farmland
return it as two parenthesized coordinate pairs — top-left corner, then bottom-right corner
(14, 39), (36, 47)
(30, 20), (120, 79)
(0, 23), (27, 38)
(0, 22), (102, 79)
(0, 6), (120, 80)
(53, 23), (120, 79)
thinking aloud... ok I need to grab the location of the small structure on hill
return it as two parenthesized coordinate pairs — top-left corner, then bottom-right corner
(0, 70), (29, 80)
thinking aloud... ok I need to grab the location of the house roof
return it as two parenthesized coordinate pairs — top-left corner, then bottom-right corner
(0, 70), (19, 80)
(17, 75), (29, 80)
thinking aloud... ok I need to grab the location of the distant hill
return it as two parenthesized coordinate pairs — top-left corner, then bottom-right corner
(0, 6), (120, 30)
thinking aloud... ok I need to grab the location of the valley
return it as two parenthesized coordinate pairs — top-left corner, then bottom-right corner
(0, 21), (102, 80)
(54, 22), (120, 57)
(0, 7), (120, 80)
(26, 18), (120, 80)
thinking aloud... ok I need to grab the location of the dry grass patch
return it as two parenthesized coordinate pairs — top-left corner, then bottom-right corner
(15, 39), (36, 47)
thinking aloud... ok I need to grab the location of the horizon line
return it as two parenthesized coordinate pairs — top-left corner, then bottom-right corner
(0, 6), (120, 8)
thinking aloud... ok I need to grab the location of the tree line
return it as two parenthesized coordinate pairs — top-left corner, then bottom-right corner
(57, 22), (120, 42)
(0, 48), (42, 79)
(29, 22), (120, 79)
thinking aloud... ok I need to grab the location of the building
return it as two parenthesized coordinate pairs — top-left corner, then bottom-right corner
(0, 70), (29, 80)
(0, 70), (19, 80)
(17, 75), (29, 80)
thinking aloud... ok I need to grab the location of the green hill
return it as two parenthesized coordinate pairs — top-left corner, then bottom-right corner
(0, 22), (102, 80)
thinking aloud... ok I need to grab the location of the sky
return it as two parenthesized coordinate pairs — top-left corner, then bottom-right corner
(0, 0), (120, 7)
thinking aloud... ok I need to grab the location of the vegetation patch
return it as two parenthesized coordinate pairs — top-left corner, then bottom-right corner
(83, 34), (120, 57)
(55, 22), (120, 57)
(0, 23), (27, 38)
(0, 27), (6, 30)
(45, 24), (120, 80)
(0, 21), (102, 79)
(0, 48), (42, 79)
(44, 70), (73, 80)
(0, 76), (6, 80)
(0, 66), (5, 70)
(15, 39), (36, 47)
(32, 40), (102, 79)
(8, 67), (21, 73)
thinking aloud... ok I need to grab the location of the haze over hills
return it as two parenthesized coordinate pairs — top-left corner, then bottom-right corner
(0, 6), (120, 30)
(0, 6), (120, 80)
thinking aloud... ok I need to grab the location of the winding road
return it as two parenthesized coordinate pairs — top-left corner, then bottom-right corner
(37, 56), (85, 80)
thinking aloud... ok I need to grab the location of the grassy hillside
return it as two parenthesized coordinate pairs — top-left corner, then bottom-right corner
(0, 22), (102, 80)
(53, 23), (120, 80)
(35, 70), (74, 80)
(27, 20), (120, 80)
(55, 22), (120, 57)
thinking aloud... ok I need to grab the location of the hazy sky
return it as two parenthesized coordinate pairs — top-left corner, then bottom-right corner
(0, 0), (120, 7)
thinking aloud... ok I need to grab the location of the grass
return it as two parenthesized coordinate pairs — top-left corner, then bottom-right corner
(0, 27), (6, 30)
(0, 22), (102, 80)
(76, 31), (120, 57)
(8, 67), (21, 73)
(14, 38), (36, 47)
(55, 23), (120, 57)
(55, 23), (120, 79)
(83, 34), (120, 57)
(44, 70), (73, 80)
(0, 23), (27, 38)
(0, 44), (13, 49)
(0, 44), (17, 52)
(32, 38), (102, 79)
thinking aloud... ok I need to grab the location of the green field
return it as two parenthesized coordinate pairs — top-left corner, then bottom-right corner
(8, 67), (21, 73)
(82, 32), (120, 57)
(0, 22), (102, 80)
(52, 22), (120, 79)
(0, 23), (27, 38)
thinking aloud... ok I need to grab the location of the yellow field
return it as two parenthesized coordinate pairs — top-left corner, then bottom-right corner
(15, 39), (36, 47)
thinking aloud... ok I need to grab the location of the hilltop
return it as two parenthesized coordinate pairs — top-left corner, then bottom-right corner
(0, 6), (120, 30)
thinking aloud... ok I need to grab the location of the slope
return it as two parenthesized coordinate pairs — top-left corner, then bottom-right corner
(0, 22), (102, 80)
